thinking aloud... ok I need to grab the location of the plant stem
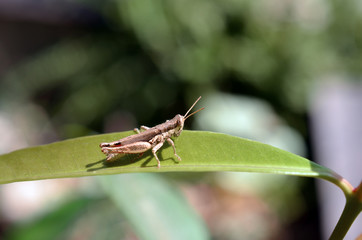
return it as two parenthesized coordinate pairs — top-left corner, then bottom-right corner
(329, 182), (362, 240)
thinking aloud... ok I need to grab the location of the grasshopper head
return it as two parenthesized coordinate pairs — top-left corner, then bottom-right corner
(174, 114), (185, 136)
(174, 97), (204, 136)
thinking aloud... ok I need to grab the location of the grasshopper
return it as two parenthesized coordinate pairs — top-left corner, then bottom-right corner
(100, 96), (204, 168)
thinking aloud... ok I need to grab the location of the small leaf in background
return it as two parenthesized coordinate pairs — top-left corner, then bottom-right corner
(98, 173), (210, 240)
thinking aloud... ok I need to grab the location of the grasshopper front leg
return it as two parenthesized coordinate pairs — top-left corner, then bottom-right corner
(151, 141), (165, 168)
(166, 138), (181, 162)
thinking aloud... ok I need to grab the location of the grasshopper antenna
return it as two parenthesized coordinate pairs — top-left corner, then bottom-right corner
(184, 96), (204, 120)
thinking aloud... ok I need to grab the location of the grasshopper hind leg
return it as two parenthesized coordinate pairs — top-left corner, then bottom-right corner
(105, 153), (125, 162)
(134, 126), (150, 134)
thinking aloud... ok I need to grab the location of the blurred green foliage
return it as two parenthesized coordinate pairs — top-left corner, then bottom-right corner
(6, 174), (210, 240)
(1, 0), (361, 139)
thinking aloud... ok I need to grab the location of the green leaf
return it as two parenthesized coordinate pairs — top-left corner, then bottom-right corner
(99, 173), (210, 240)
(0, 131), (352, 194)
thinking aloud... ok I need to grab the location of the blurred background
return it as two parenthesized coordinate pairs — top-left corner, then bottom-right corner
(0, 0), (361, 239)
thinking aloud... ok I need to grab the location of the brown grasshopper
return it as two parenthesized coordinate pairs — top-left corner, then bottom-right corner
(100, 96), (204, 168)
